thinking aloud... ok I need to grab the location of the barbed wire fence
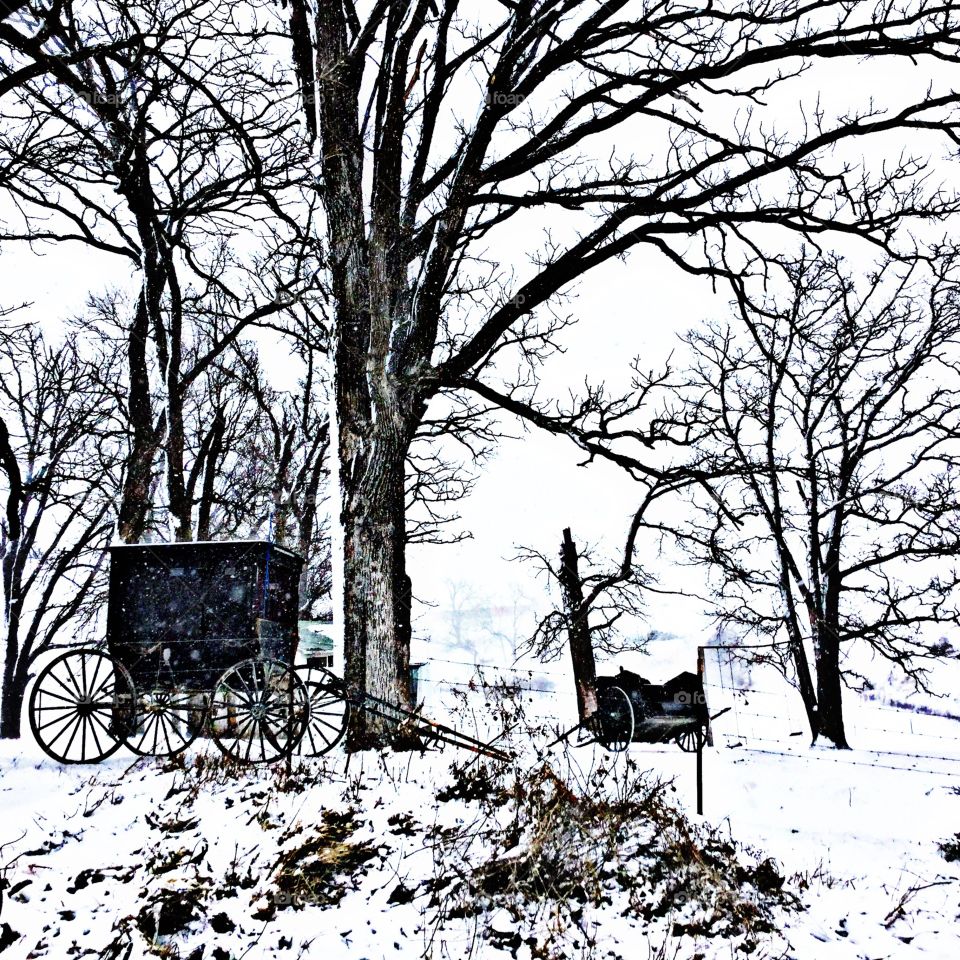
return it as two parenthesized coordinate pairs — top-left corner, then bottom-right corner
(408, 643), (960, 777)
(698, 640), (960, 777)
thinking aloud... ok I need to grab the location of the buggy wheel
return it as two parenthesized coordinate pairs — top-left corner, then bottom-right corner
(209, 658), (308, 764)
(675, 727), (704, 753)
(123, 687), (204, 758)
(293, 664), (349, 757)
(28, 649), (135, 764)
(595, 685), (634, 753)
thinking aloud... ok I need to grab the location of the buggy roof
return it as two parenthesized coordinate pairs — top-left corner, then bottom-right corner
(108, 539), (304, 564)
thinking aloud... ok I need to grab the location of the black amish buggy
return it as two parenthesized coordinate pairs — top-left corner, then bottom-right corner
(28, 539), (509, 766)
(592, 667), (709, 754)
(552, 643), (715, 813)
(544, 527), (721, 812)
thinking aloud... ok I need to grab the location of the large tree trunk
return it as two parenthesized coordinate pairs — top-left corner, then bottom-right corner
(0, 664), (26, 739)
(316, 6), (424, 748)
(792, 638), (820, 742)
(117, 134), (168, 543)
(814, 629), (848, 748)
(340, 417), (413, 748)
(812, 519), (850, 748)
(117, 293), (161, 543)
(166, 410), (190, 541)
(196, 412), (225, 540)
(0, 416), (22, 542)
(817, 566), (849, 748)
(1, 447), (25, 739)
(1, 617), (25, 739)
(773, 546), (820, 740)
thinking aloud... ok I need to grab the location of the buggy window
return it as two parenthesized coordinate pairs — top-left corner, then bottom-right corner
(260, 557), (300, 628)
(120, 561), (255, 641)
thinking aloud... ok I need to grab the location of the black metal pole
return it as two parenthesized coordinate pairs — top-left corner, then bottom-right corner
(696, 730), (704, 815)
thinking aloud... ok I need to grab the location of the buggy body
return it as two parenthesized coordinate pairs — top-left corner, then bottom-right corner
(106, 540), (303, 692)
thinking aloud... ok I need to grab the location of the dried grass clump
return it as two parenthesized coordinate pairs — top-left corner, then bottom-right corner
(938, 832), (960, 862)
(425, 674), (797, 959)
(271, 808), (378, 910)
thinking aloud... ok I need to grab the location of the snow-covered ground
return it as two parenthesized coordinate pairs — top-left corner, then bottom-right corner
(663, 698), (960, 959)
(1, 647), (959, 959)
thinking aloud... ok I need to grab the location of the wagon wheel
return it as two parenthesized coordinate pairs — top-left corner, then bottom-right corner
(594, 685), (634, 753)
(676, 726), (704, 753)
(209, 658), (308, 764)
(28, 649), (135, 764)
(293, 664), (349, 757)
(123, 687), (204, 758)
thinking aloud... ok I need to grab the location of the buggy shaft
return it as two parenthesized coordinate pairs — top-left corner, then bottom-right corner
(352, 693), (512, 761)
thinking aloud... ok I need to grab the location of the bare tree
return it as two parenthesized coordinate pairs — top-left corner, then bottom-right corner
(658, 251), (960, 747)
(305, 2), (960, 746)
(71, 287), (335, 612)
(518, 528), (651, 664)
(0, 324), (123, 738)
(0, 0), (324, 542)
(198, 337), (333, 615)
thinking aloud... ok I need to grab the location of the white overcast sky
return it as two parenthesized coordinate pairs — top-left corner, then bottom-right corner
(3, 16), (959, 678)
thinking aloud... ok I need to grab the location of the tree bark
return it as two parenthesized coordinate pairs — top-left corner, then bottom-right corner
(0, 640), (26, 739)
(0, 416), (22, 542)
(340, 413), (413, 747)
(116, 132), (168, 543)
(0, 544), (21, 738)
(777, 556), (819, 741)
(196, 411), (226, 541)
(791, 636), (819, 742)
(166, 406), (190, 541)
(1, 598), (23, 737)
(814, 627), (848, 748)
(818, 553), (850, 747)
(117, 292), (162, 543)
(316, 5), (420, 748)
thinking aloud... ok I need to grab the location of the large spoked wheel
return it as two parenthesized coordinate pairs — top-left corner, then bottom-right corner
(294, 664), (349, 757)
(595, 686), (634, 753)
(209, 658), (308, 764)
(29, 649), (135, 764)
(123, 687), (204, 758)
(676, 726), (704, 753)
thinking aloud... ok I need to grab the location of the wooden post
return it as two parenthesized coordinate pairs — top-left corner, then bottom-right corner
(286, 627), (294, 778)
(697, 646), (713, 747)
(559, 528), (598, 722)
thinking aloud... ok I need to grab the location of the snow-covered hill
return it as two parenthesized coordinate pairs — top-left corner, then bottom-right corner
(1, 667), (959, 960)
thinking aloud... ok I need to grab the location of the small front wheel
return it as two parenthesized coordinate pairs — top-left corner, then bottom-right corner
(675, 727), (704, 753)
(29, 649), (135, 764)
(294, 664), (349, 757)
